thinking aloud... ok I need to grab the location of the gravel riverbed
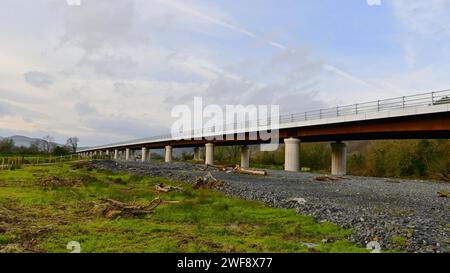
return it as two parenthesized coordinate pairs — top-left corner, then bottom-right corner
(91, 160), (449, 253)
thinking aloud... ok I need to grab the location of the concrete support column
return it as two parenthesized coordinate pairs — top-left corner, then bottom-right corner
(193, 147), (201, 161)
(106, 150), (110, 158)
(165, 146), (173, 163)
(141, 147), (147, 163)
(205, 143), (214, 165)
(331, 142), (347, 175)
(240, 145), (250, 168)
(284, 138), (300, 172)
(114, 149), (118, 160)
(125, 148), (131, 161)
(147, 150), (151, 162)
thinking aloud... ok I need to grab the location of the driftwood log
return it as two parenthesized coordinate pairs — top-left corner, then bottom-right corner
(437, 191), (450, 198)
(314, 175), (346, 182)
(233, 165), (267, 176)
(201, 164), (267, 176)
(193, 172), (224, 189)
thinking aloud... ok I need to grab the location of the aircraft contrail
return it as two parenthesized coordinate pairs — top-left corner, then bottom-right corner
(158, 0), (287, 50)
(158, 0), (383, 90)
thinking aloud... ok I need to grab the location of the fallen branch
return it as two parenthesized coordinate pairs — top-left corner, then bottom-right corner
(314, 175), (345, 182)
(437, 191), (450, 198)
(285, 197), (307, 205)
(154, 183), (183, 193)
(94, 197), (179, 219)
(201, 164), (229, 172)
(233, 165), (267, 176)
(193, 172), (224, 189)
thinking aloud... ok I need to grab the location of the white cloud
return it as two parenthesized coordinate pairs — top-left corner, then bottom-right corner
(23, 71), (54, 89)
(74, 102), (97, 116)
(389, 0), (450, 40)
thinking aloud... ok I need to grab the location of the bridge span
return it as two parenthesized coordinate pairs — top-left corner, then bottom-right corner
(78, 90), (450, 175)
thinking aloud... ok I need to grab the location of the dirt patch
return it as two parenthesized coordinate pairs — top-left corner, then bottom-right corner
(0, 203), (54, 253)
(175, 233), (224, 251)
(0, 244), (26, 253)
(38, 176), (83, 188)
(71, 161), (94, 171)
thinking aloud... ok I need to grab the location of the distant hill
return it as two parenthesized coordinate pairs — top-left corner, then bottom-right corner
(0, 135), (60, 148)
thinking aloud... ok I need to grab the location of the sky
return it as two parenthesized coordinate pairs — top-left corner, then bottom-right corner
(1, 0), (450, 146)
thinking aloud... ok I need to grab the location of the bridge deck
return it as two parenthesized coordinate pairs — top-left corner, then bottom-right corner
(78, 90), (450, 152)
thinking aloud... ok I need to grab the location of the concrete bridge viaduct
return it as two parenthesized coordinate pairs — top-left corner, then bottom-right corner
(78, 90), (450, 175)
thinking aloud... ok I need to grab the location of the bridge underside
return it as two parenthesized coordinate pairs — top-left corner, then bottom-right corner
(79, 111), (450, 175)
(117, 112), (450, 149)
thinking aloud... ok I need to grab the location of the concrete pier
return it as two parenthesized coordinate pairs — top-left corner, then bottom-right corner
(114, 149), (118, 160)
(165, 146), (172, 163)
(125, 148), (131, 161)
(240, 145), (250, 168)
(141, 147), (147, 163)
(205, 143), (214, 165)
(331, 142), (347, 175)
(284, 138), (300, 172)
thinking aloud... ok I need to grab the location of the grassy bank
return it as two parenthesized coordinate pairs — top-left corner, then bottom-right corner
(0, 161), (368, 253)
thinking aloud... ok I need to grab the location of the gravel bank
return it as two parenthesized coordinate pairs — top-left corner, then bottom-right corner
(91, 160), (449, 253)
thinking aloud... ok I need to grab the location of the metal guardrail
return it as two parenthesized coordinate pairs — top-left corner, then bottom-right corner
(80, 89), (450, 151)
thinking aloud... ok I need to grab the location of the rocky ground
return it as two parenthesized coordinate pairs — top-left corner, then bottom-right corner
(91, 160), (449, 253)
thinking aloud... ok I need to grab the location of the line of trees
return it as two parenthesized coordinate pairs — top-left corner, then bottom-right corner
(211, 140), (450, 181)
(0, 136), (79, 156)
(347, 139), (450, 181)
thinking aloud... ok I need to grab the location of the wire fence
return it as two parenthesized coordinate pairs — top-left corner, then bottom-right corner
(0, 154), (84, 170)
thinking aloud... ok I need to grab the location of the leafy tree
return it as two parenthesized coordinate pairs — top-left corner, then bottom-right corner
(52, 145), (70, 156)
(0, 138), (15, 154)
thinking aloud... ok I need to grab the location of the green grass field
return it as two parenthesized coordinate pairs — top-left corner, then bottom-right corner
(0, 162), (368, 253)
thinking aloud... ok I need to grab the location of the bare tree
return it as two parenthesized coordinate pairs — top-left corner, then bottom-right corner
(42, 135), (55, 154)
(225, 146), (241, 161)
(66, 137), (79, 153)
